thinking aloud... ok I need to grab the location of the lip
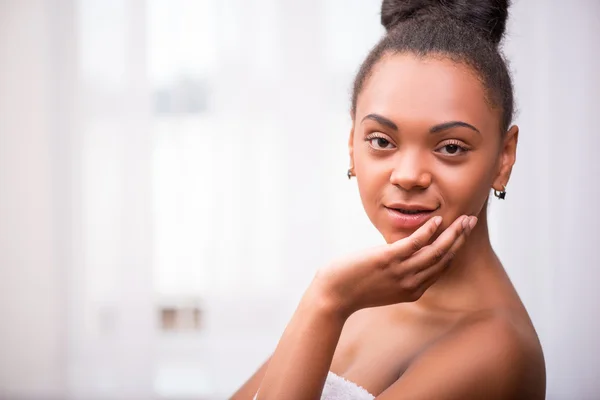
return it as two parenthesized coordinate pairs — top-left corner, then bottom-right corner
(385, 202), (438, 211)
(384, 206), (438, 230)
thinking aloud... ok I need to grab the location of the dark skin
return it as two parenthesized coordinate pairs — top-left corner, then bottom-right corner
(231, 53), (546, 399)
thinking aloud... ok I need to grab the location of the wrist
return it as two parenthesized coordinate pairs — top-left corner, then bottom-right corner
(303, 276), (353, 322)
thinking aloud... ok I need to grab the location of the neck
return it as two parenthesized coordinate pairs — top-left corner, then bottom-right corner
(416, 206), (507, 311)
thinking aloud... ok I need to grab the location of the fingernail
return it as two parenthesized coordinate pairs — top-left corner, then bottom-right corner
(469, 216), (478, 230)
(461, 216), (469, 230)
(433, 216), (442, 227)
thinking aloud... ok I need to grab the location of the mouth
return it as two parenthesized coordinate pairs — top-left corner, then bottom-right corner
(387, 208), (434, 215)
(383, 204), (439, 230)
(385, 202), (439, 213)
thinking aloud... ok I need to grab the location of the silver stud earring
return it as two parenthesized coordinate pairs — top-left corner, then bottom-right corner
(493, 184), (507, 200)
(347, 168), (353, 179)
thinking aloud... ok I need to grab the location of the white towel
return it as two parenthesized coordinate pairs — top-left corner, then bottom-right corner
(321, 371), (375, 400)
(254, 371), (375, 400)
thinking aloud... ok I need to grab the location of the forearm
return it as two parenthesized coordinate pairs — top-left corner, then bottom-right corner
(229, 357), (271, 400)
(256, 285), (348, 400)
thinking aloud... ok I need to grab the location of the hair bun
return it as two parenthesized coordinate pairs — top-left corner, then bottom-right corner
(381, 0), (510, 46)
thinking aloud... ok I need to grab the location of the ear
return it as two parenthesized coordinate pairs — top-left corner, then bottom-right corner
(492, 125), (519, 191)
(348, 121), (356, 174)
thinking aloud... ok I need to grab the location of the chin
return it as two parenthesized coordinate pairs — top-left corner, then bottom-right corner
(373, 208), (436, 244)
(384, 233), (409, 244)
(379, 228), (412, 244)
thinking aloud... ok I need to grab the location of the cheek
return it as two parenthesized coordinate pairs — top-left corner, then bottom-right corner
(437, 157), (496, 215)
(354, 154), (389, 225)
(355, 162), (384, 209)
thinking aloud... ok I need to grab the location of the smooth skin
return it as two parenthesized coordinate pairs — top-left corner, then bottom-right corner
(231, 53), (546, 399)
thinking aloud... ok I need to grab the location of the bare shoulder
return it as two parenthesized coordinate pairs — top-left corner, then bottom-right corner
(456, 307), (543, 356)
(471, 309), (545, 394)
(377, 308), (546, 400)
(457, 308), (546, 382)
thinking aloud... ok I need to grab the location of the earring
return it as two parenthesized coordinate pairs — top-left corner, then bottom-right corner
(347, 168), (354, 179)
(493, 184), (507, 200)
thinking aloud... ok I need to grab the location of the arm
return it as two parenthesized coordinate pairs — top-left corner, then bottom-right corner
(254, 285), (347, 400)
(229, 357), (271, 400)
(255, 216), (474, 400)
(376, 316), (545, 400)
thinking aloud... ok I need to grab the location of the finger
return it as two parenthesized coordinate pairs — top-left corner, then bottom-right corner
(416, 216), (477, 282)
(388, 215), (443, 258)
(413, 268), (442, 300)
(405, 254), (453, 302)
(404, 215), (471, 272)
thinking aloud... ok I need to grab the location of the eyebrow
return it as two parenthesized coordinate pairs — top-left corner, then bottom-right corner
(361, 114), (398, 130)
(429, 121), (481, 135)
(361, 113), (481, 135)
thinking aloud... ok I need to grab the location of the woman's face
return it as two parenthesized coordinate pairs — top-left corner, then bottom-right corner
(350, 53), (517, 244)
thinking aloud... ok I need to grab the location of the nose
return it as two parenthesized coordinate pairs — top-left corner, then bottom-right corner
(389, 150), (432, 191)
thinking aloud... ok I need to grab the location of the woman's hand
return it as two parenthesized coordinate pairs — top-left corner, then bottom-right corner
(313, 215), (477, 318)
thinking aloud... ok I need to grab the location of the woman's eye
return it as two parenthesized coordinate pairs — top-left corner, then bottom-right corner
(437, 143), (469, 156)
(367, 136), (395, 150)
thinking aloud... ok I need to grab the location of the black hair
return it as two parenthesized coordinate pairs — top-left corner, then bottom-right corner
(352, 0), (514, 133)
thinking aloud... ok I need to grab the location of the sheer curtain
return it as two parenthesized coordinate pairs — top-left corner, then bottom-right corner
(150, 1), (385, 396)
(1, 1), (599, 399)
(68, 0), (385, 397)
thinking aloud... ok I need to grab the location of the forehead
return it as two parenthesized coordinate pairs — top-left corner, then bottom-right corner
(356, 53), (498, 130)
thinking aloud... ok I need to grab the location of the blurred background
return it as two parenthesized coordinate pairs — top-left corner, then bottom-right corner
(0, 0), (599, 399)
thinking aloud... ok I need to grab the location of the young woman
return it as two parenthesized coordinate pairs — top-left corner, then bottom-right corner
(232, 0), (546, 398)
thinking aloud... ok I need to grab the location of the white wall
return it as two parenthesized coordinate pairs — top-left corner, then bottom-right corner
(0, 1), (67, 398)
(498, 1), (600, 398)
